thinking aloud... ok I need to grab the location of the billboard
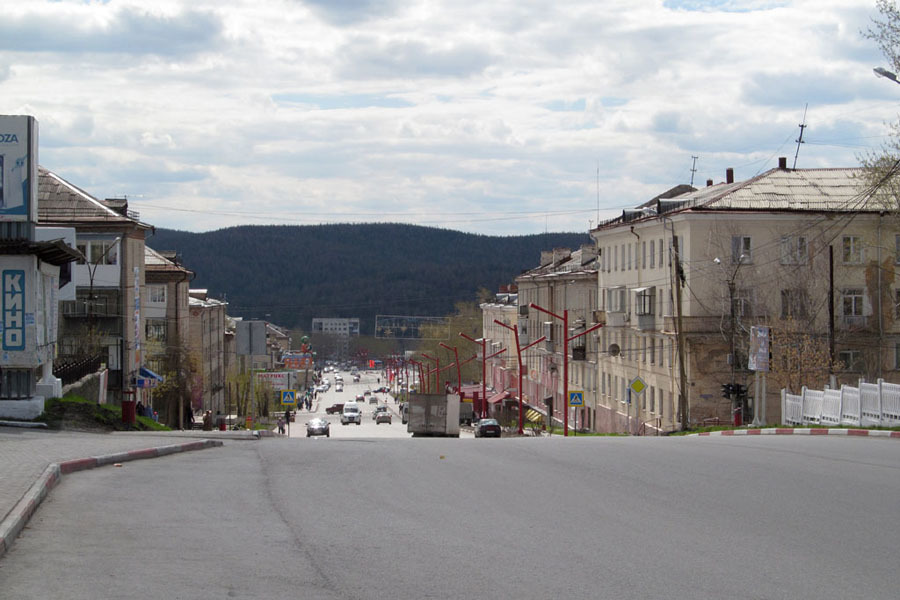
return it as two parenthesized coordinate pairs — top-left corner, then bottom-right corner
(0, 115), (38, 223)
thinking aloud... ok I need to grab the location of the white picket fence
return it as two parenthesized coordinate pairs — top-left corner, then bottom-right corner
(781, 379), (900, 428)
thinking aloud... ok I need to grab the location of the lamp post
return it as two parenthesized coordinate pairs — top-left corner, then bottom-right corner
(459, 333), (507, 419)
(421, 352), (440, 394)
(439, 342), (462, 392)
(529, 303), (604, 436)
(494, 319), (547, 435)
(718, 254), (747, 424)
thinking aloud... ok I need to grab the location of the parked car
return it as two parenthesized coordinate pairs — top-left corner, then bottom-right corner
(364, 389), (372, 396)
(306, 418), (330, 437)
(341, 403), (362, 425)
(368, 396), (378, 404)
(374, 386), (389, 393)
(375, 410), (392, 425)
(335, 383), (344, 392)
(325, 403), (344, 415)
(474, 418), (501, 438)
(355, 394), (365, 403)
(352, 374), (360, 382)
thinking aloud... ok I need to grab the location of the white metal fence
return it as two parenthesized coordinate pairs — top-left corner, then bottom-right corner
(781, 379), (900, 428)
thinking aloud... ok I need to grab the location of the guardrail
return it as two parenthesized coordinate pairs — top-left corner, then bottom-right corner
(781, 379), (900, 428)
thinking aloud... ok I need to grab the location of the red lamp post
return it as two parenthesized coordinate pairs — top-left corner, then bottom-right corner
(459, 333), (507, 419)
(493, 319), (547, 435)
(529, 303), (604, 436)
(421, 352), (440, 394)
(439, 342), (462, 393)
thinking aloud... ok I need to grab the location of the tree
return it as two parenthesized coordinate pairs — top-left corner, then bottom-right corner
(862, 1), (900, 212)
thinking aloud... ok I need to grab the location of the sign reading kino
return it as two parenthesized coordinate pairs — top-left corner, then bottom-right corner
(3, 269), (24, 350)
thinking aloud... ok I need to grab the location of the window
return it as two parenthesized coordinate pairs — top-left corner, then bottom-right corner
(627, 244), (632, 270)
(781, 289), (809, 319)
(841, 289), (864, 317)
(733, 288), (754, 318)
(649, 386), (656, 413)
(642, 241), (646, 269)
(837, 350), (863, 372)
(842, 236), (863, 264)
(635, 287), (655, 316)
(650, 240), (656, 268)
(146, 320), (167, 342)
(895, 342), (900, 370)
(1, 369), (33, 399)
(896, 289), (900, 319)
(649, 338), (656, 364)
(658, 238), (664, 268)
(614, 245), (618, 271)
(896, 235), (900, 265)
(608, 287), (627, 312)
(89, 240), (118, 265)
(148, 285), (166, 303)
(780, 236), (808, 265)
(732, 236), (752, 264)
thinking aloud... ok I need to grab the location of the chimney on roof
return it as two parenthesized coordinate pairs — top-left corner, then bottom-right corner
(499, 285), (509, 294)
(540, 250), (553, 266)
(707, 179), (713, 187)
(726, 168), (734, 184)
(552, 247), (571, 265)
(778, 156), (788, 170)
(103, 198), (128, 216)
(580, 243), (598, 264)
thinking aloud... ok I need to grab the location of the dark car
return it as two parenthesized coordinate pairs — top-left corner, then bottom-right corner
(325, 403), (344, 415)
(306, 418), (330, 437)
(374, 386), (389, 394)
(474, 418), (501, 438)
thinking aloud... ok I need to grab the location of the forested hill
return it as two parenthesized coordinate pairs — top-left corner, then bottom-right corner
(147, 223), (590, 333)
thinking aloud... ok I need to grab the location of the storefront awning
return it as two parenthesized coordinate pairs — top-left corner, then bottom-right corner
(140, 366), (164, 381)
(488, 391), (509, 404)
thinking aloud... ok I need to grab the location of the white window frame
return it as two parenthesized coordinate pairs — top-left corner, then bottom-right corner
(842, 236), (863, 265)
(732, 236), (752, 264)
(780, 235), (808, 265)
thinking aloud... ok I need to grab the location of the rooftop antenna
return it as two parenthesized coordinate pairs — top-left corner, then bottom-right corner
(596, 160), (600, 225)
(689, 156), (698, 187)
(793, 103), (807, 169)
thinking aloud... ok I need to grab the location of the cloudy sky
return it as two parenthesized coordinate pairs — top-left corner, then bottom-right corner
(0, 0), (894, 235)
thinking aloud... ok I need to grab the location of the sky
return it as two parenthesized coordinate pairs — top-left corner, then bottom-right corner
(0, 0), (896, 235)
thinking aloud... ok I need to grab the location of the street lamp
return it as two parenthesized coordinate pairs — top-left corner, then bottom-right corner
(421, 352), (440, 394)
(494, 319), (547, 435)
(528, 303), (604, 436)
(439, 342), (462, 393)
(719, 253), (747, 424)
(459, 333), (507, 419)
(874, 66), (900, 84)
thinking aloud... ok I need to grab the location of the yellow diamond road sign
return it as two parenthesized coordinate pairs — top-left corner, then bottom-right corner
(629, 376), (647, 396)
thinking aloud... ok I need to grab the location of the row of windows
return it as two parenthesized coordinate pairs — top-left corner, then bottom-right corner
(600, 237), (678, 273)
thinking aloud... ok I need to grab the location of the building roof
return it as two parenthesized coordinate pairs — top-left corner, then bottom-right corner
(37, 166), (153, 230)
(518, 246), (599, 281)
(595, 166), (873, 232)
(145, 246), (194, 280)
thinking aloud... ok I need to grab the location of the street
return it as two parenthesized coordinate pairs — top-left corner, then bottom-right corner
(1, 424), (898, 599)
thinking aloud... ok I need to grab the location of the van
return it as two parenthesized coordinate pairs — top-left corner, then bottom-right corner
(341, 402), (361, 425)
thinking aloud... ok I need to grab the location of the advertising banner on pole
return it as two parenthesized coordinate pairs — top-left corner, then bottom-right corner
(748, 326), (770, 372)
(0, 115), (38, 222)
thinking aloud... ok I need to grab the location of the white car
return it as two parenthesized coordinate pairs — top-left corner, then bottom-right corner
(341, 403), (362, 425)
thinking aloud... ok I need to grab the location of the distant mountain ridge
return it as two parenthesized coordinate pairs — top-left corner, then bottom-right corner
(147, 223), (591, 333)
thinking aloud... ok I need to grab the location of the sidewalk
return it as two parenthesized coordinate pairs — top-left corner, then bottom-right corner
(0, 426), (259, 560)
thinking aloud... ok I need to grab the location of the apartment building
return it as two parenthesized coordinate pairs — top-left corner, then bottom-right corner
(188, 289), (227, 415)
(591, 161), (899, 433)
(516, 245), (600, 431)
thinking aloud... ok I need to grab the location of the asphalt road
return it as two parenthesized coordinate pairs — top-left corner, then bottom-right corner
(2, 430), (898, 600)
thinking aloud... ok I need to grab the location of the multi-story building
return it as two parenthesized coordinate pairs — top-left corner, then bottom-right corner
(591, 161), (900, 433)
(516, 245), (600, 431)
(480, 285), (519, 421)
(311, 317), (360, 360)
(38, 167), (153, 404)
(143, 246), (194, 426)
(188, 289), (227, 415)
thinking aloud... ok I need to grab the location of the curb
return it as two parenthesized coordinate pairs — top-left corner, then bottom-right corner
(690, 428), (900, 438)
(0, 438), (223, 561)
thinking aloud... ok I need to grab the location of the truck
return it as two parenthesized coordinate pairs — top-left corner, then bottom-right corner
(406, 393), (460, 437)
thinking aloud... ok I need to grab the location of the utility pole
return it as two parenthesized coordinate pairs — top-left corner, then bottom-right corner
(672, 236), (689, 430)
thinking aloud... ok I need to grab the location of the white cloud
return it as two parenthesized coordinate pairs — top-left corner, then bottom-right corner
(0, 0), (892, 235)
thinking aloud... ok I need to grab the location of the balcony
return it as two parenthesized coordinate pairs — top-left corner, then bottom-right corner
(662, 315), (722, 334)
(605, 311), (627, 327)
(635, 314), (657, 331)
(840, 315), (869, 330)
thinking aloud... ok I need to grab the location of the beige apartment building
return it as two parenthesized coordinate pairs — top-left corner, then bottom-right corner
(591, 162), (900, 433)
(516, 246), (600, 430)
(188, 289), (227, 415)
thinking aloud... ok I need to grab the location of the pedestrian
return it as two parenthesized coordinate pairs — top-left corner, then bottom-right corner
(202, 410), (213, 431)
(184, 403), (194, 429)
(277, 416), (285, 435)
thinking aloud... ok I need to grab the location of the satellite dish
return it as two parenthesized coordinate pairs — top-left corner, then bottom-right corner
(608, 343), (620, 357)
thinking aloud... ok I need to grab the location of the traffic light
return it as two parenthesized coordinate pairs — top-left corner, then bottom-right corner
(721, 383), (734, 400)
(734, 383), (747, 400)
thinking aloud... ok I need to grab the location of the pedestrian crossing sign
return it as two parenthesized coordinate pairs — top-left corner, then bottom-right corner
(282, 390), (297, 405)
(568, 390), (584, 407)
